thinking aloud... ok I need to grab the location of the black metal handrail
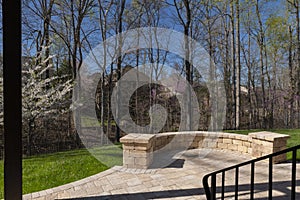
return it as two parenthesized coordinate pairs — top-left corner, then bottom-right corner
(202, 144), (300, 200)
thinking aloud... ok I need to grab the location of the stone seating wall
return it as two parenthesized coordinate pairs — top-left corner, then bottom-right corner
(120, 131), (290, 169)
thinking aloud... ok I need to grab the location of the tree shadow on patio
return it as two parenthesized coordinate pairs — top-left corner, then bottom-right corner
(149, 149), (187, 169)
(57, 187), (203, 200)
(58, 180), (300, 200)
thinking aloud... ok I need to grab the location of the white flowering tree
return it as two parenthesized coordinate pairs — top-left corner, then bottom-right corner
(0, 52), (73, 155)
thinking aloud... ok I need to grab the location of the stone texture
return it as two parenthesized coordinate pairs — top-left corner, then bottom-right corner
(249, 131), (289, 163)
(239, 145), (248, 153)
(232, 139), (243, 145)
(121, 131), (290, 169)
(217, 142), (228, 149)
(228, 143), (238, 151)
(223, 138), (232, 144)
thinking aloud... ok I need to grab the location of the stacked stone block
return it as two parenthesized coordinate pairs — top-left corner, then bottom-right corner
(120, 134), (155, 169)
(215, 133), (252, 155)
(120, 131), (290, 169)
(249, 131), (290, 163)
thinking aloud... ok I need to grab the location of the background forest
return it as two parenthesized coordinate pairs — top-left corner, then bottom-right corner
(0, 0), (299, 156)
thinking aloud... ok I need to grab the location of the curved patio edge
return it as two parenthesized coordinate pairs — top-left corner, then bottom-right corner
(22, 166), (158, 200)
(22, 167), (117, 200)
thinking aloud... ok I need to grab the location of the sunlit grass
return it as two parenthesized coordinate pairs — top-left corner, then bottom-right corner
(0, 144), (122, 198)
(81, 116), (116, 127)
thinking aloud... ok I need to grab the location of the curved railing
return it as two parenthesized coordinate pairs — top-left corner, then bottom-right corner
(202, 144), (300, 200)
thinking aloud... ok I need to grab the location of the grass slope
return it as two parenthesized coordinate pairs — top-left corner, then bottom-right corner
(0, 145), (122, 198)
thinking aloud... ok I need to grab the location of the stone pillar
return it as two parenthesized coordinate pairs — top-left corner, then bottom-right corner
(120, 134), (155, 169)
(249, 131), (290, 163)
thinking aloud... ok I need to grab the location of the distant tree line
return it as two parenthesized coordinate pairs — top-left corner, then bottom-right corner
(0, 0), (299, 147)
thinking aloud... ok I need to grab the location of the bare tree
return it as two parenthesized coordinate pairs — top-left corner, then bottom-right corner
(173, 0), (193, 130)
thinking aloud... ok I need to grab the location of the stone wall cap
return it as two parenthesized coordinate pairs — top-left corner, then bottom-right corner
(120, 133), (155, 144)
(249, 131), (290, 141)
(235, 134), (250, 140)
(157, 132), (178, 136)
(200, 131), (223, 137)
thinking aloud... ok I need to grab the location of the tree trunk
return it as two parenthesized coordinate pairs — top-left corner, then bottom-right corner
(115, 0), (126, 142)
(256, 0), (266, 129)
(27, 120), (34, 156)
(230, 0), (236, 129)
(296, 1), (300, 128)
(235, 0), (241, 129)
(289, 25), (295, 128)
(183, 0), (192, 131)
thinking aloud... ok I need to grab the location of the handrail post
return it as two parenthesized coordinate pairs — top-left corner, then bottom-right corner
(221, 171), (225, 200)
(211, 174), (216, 200)
(291, 149), (297, 200)
(250, 162), (255, 200)
(269, 157), (273, 199)
(235, 167), (239, 200)
(203, 175), (211, 200)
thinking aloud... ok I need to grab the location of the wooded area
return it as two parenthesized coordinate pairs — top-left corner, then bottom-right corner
(1, 0), (300, 152)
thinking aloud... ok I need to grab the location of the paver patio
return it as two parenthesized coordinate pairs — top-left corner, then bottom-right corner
(23, 149), (300, 200)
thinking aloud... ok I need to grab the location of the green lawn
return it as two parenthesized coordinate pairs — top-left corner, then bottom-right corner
(1, 129), (300, 198)
(81, 116), (116, 127)
(225, 129), (300, 160)
(0, 144), (122, 198)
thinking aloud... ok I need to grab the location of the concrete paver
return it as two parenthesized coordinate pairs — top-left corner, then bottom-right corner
(23, 149), (300, 200)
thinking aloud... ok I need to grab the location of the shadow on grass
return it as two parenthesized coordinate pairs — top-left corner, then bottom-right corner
(58, 180), (300, 200)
